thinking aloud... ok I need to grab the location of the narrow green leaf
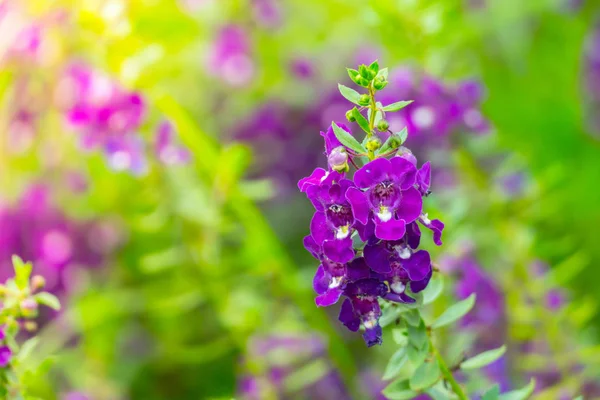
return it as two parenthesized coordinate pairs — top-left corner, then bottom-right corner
(338, 84), (361, 105)
(431, 294), (476, 329)
(351, 108), (371, 134)
(482, 385), (500, 400)
(35, 292), (61, 311)
(382, 379), (418, 400)
(402, 310), (421, 327)
(423, 275), (444, 305)
(377, 68), (389, 80)
(498, 379), (536, 400)
(392, 328), (408, 346)
(397, 127), (408, 144)
(377, 128), (408, 156)
(331, 122), (366, 154)
(407, 344), (427, 367)
(347, 68), (360, 81)
(461, 345), (507, 370)
(410, 360), (441, 391)
(383, 348), (408, 380)
(382, 100), (413, 112)
(369, 60), (379, 73)
(407, 322), (428, 349)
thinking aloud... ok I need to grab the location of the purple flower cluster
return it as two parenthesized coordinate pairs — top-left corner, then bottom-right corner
(57, 62), (190, 174)
(206, 25), (255, 87)
(0, 326), (10, 368)
(237, 335), (350, 400)
(299, 124), (444, 346)
(0, 185), (121, 297)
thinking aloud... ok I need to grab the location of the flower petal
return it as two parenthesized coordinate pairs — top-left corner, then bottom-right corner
(396, 187), (423, 223)
(390, 156), (417, 190)
(354, 158), (391, 189)
(316, 288), (343, 307)
(339, 298), (360, 332)
(401, 250), (431, 282)
(346, 257), (371, 281)
(410, 269), (432, 293)
(298, 168), (327, 192)
(362, 325), (383, 347)
(312, 265), (329, 295)
(417, 161), (431, 195)
(310, 212), (332, 244)
(346, 187), (369, 225)
(323, 238), (354, 263)
(363, 243), (392, 274)
(374, 218), (406, 241)
(303, 235), (321, 259)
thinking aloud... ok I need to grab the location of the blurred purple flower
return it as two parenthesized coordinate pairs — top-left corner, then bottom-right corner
(206, 25), (255, 87)
(154, 121), (191, 166)
(252, 0), (283, 29)
(0, 346), (11, 367)
(583, 21), (600, 138)
(290, 58), (315, 80)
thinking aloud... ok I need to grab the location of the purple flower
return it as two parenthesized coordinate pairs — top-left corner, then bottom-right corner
(154, 121), (191, 166)
(347, 157), (422, 241)
(206, 25), (255, 87)
(251, 0), (283, 29)
(104, 136), (148, 176)
(290, 58), (315, 80)
(0, 346), (11, 368)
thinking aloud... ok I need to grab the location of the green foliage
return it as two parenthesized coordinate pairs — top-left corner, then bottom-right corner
(431, 294), (477, 329)
(331, 122), (367, 154)
(460, 345), (507, 370)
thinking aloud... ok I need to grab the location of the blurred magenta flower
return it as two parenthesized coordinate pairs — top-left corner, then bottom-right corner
(252, 0), (283, 29)
(154, 121), (191, 166)
(206, 25), (255, 87)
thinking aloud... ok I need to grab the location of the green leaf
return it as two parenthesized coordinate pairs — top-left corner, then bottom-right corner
(369, 60), (379, 74)
(382, 379), (418, 400)
(402, 309), (421, 327)
(383, 348), (408, 380)
(12, 255), (32, 290)
(338, 84), (361, 105)
(461, 345), (507, 370)
(35, 292), (61, 311)
(351, 108), (371, 134)
(331, 122), (366, 154)
(431, 294), (476, 329)
(392, 328), (408, 346)
(407, 321), (428, 349)
(482, 385), (500, 400)
(423, 274), (444, 305)
(382, 100), (413, 112)
(410, 360), (441, 391)
(17, 337), (39, 362)
(407, 344), (428, 367)
(377, 67), (389, 80)
(347, 68), (360, 83)
(498, 379), (536, 400)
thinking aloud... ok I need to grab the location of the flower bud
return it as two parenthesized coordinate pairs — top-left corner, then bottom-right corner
(365, 138), (382, 152)
(377, 119), (390, 131)
(345, 110), (356, 122)
(328, 146), (349, 172)
(358, 64), (370, 79)
(31, 275), (45, 291)
(373, 76), (388, 90)
(358, 94), (370, 106)
(20, 298), (38, 317)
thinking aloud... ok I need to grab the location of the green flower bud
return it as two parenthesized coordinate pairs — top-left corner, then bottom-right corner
(373, 76), (388, 90)
(358, 94), (370, 106)
(20, 298), (38, 317)
(377, 119), (390, 131)
(358, 64), (370, 79)
(365, 138), (382, 152)
(24, 321), (37, 332)
(31, 275), (45, 291)
(345, 110), (356, 122)
(358, 77), (370, 87)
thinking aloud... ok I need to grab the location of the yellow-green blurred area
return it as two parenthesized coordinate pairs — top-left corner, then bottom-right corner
(0, 0), (599, 399)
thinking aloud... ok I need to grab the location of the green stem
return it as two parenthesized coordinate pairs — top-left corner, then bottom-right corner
(367, 82), (378, 160)
(430, 338), (468, 400)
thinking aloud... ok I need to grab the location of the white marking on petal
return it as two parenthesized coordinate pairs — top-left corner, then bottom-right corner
(395, 246), (412, 259)
(363, 312), (378, 329)
(336, 225), (350, 239)
(328, 276), (343, 289)
(377, 206), (392, 222)
(391, 281), (406, 294)
(420, 213), (431, 225)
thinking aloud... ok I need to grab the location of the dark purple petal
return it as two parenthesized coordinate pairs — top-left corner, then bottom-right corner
(363, 325), (383, 347)
(345, 279), (388, 297)
(323, 238), (354, 263)
(313, 266), (329, 295)
(417, 162), (431, 195)
(298, 168), (327, 192)
(390, 156), (417, 190)
(310, 212), (331, 244)
(410, 269), (433, 293)
(316, 288), (343, 307)
(354, 158), (391, 189)
(385, 292), (417, 303)
(346, 257), (371, 281)
(374, 218), (406, 241)
(339, 298), (360, 332)
(406, 222), (421, 249)
(363, 244), (392, 274)
(303, 235), (321, 259)
(401, 250), (431, 282)
(346, 187), (369, 225)
(0, 346), (11, 367)
(421, 217), (444, 246)
(395, 187), (423, 223)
